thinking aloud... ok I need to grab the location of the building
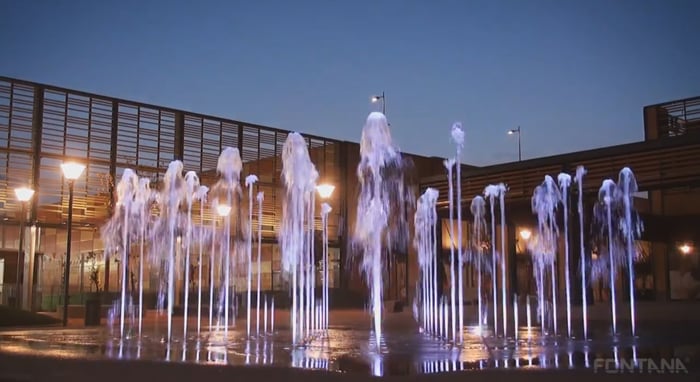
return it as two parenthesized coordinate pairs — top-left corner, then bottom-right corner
(0, 76), (444, 312)
(420, 95), (700, 304)
(2, 75), (698, 315)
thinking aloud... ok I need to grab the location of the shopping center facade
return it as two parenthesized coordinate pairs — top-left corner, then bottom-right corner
(1, 76), (699, 313)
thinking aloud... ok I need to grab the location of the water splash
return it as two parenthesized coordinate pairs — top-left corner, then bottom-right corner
(451, 122), (465, 344)
(484, 183), (506, 336)
(444, 157), (457, 342)
(531, 175), (561, 335)
(245, 174), (259, 337)
(557, 172), (572, 338)
(280, 132), (318, 345)
(256, 191), (264, 336)
(183, 171), (200, 339)
(574, 166), (588, 339)
(618, 167), (643, 336)
(353, 112), (413, 347)
(414, 188), (439, 336)
(469, 196), (487, 335)
(597, 179), (619, 335)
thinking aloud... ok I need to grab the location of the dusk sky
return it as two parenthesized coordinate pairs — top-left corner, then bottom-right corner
(1, 0), (699, 166)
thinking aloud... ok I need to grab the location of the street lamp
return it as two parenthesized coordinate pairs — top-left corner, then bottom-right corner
(519, 228), (532, 240)
(316, 184), (335, 199)
(61, 162), (85, 326)
(14, 187), (34, 308)
(216, 203), (232, 217)
(507, 126), (522, 161)
(680, 243), (692, 255)
(370, 91), (386, 115)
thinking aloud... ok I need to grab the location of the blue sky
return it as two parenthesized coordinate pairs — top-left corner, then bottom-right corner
(1, 0), (699, 165)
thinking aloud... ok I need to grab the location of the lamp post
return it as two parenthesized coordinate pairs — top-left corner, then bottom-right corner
(507, 126), (522, 161)
(60, 162), (85, 326)
(14, 187), (35, 308)
(316, 184), (335, 200)
(371, 91), (386, 115)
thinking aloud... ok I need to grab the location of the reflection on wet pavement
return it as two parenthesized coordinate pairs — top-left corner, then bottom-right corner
(1, 321), (697, 376)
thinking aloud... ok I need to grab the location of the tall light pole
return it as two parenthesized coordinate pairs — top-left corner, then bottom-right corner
(371, 91), (386, 115)
(508, 126), (522, 161)
(61, 162), (85, 326)
(14, 187), (35, 308)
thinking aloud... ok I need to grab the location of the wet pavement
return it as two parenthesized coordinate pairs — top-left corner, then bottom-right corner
(0, 308), (698, 376)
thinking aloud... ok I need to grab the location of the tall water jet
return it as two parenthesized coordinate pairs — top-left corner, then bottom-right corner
(598, 179), (618, 335)
(162, 161), (186, 341)
(484, 184), (506, 335)
(208, 197), (218, 330)
(558, 172), (572, 337)
(209, 147), (244, 336)
(451, 123), (465, 344)
(353, 112), (413, 346)
(195, 185), (208, 335)
(531, 175), (561, 335)
(414, 188), (439, 335)
(245, 174), (259, 337)
(574, 166), (588, 339)
(256, 191), (264, 336)
(321, 203), (332, 331)
(134, 177), (153, 336)
(183, 171), (200, 339)
(617, 168), (643, 336)
(470, 196), (487, 335)
(444, 157), (457, 342)
(280, 132), (318, 345)
(498, 185), (508, 336)
(114, 169), (138, 338)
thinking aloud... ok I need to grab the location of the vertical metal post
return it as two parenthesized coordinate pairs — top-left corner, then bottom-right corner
(62, 180), (75, 326)
(518, 127), (522, 162)
(15, 202), (26, 307)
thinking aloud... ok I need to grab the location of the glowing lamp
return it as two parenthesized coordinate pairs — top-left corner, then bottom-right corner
(519, 228), (532, 240)
(316, 184), (335, 199)
(14, 187), (35, 202)
(61, 162), (86, 180)
(680, 244), (692, 255)
(217, 204), (232, 217)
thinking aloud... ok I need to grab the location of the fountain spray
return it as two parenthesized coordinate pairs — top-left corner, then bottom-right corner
(209, 198), (218, 330)
(162, 161), (186, 341)
(618, 168), (642, 336)
(115, 169), (138, 338)
(256, 191), (264, 336)
(212, 147), (243, 336)
(414, 188), (439, 335)
(470, 196), (486, 335)
(558, 172), (572, 338)
(245, 174), (258, 337)
(531, 175), (561, 336)
(135, 177), (152, 337)
(280, 132), (318, 345)
(498, 185), (508, 336)
(183, 171), (200, 339)
(451, 123), (465, 344)
(444, 157), (457, 341)
(196, 185), (208, 335)
(574, 166), (587, 339)
(484, 184), (505, 336)
(599, 179), (618, 335)
(353, 112), (412, 347)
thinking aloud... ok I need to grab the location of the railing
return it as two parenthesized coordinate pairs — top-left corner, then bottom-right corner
(647, 96), (700, 138)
